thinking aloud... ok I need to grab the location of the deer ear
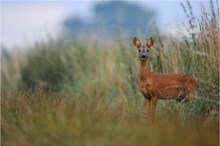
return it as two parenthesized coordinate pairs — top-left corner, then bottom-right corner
(146, 37), (154, 48)
(133, 37), (141, 48)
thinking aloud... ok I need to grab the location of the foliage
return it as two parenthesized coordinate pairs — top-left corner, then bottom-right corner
(1, 91), (218, 146)
(20, 40), (75, 91)
(63, 1), (155, 36)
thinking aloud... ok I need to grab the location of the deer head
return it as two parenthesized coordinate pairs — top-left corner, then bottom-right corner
(133, 37), (154, 61)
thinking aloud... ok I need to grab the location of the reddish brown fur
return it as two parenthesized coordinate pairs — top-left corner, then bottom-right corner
(133, 37), (197, 127)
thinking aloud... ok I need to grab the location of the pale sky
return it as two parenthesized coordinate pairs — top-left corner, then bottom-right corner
(1, 0), (210, 51)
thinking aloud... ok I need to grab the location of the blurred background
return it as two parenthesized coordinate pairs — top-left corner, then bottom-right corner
(2, 1), (210, 50)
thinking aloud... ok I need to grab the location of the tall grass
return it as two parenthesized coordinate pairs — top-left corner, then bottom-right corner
(1, 1), (219, 146)
(1, 90), (218, 146)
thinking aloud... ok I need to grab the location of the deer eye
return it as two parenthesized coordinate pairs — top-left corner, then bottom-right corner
(138, 50), (141, 52)
(146, 50), (149, 52)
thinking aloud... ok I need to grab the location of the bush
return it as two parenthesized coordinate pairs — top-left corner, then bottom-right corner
(21, 40), (75, 91)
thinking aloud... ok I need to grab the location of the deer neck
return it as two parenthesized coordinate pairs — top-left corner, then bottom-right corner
(140, 60), (150, 82)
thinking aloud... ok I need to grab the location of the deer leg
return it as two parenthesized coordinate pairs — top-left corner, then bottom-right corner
(151, 96), (157, 127)
(145, 98), (151, 127)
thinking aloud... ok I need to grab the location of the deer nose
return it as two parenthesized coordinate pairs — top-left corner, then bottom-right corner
(141, 54), (146, 58)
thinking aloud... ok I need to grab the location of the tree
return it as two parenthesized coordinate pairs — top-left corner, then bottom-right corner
(63, 1), (155, 36)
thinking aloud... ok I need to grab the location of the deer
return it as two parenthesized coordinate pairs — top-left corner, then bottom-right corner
(133, 37), (197, 127)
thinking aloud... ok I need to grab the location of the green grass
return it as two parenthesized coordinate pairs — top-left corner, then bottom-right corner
(1, 1), (219, 146)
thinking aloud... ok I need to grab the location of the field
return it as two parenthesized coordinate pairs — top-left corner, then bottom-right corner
(1, 1), (219, 146)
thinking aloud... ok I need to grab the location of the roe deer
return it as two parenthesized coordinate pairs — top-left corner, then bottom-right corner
(133, 37), (197, 127)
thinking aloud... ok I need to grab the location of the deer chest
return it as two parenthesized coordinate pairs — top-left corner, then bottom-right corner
(140, 82), (153, 99)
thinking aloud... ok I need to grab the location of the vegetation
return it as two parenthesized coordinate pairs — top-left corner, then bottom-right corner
(1, 1), (219, 146)
(1, 90), (218, 146)
(64, 1), (155, 36)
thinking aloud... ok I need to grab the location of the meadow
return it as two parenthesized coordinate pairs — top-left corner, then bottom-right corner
(1, 1), (219, 146)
